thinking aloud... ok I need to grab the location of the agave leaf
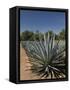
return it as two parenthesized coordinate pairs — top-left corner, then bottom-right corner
(21, 31), (66, 79)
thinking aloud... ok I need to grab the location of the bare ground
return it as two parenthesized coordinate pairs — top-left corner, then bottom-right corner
(20, 45), (41, 80)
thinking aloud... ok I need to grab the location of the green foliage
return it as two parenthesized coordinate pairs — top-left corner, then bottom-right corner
(59, 29), (65, 40)
(20, 29), (65, 41)
(20, 30), (34, 41)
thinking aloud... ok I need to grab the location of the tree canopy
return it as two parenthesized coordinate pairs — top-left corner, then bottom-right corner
(20, 29), (65, 41)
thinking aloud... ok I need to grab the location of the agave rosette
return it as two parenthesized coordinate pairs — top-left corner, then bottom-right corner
(22, 32), (66, 79)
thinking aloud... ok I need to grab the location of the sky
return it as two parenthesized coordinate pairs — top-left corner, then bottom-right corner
(20, 10), (65, 34)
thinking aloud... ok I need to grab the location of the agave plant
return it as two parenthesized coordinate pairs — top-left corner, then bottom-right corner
(22, 32), (66, 79)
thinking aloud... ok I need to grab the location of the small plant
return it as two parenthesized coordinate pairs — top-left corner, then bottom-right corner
(22, 32), (66, 79)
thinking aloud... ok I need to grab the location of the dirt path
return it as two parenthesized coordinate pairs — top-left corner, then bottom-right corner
(20, 45), (40, 80)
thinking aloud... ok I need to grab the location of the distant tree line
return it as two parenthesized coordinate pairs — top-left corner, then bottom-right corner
(20, 29), (65, 41)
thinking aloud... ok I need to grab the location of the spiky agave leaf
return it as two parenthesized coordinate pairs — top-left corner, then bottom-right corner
(22, 32), (66, 79)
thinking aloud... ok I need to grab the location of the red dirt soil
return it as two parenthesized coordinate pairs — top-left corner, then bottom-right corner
(20, 45), (41, 80)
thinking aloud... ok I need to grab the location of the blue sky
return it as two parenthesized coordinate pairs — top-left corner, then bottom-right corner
(20, 10), (65, 34)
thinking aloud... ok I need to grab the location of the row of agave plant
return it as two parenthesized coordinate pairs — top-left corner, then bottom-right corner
(21, 32), (66, 79)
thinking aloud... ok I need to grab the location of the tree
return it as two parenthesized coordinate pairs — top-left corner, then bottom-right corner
(59, 29), (65, 40)
(20, 30), (34, 41)
(34, 30), (39, 41)
(55, 34), (59, 40)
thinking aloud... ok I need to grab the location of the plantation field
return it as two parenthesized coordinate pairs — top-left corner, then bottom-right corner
(20, 40), (65, 80)
(20, 45), (58, 80)
(20, 44), (54, 80)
